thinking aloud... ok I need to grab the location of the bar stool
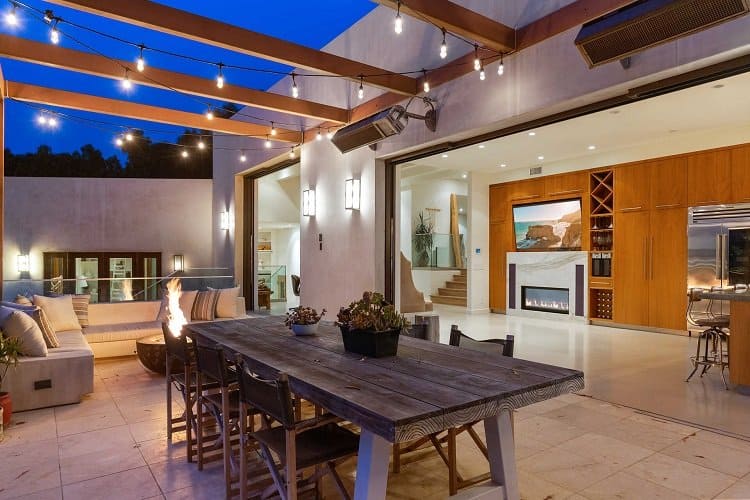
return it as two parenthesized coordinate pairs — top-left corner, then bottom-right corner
(686, 289), (730, 389)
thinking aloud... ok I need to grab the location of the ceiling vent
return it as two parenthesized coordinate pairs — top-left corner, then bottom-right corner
(575, 0), (750, 67)
(529, 166), (543, 176)
(332, 100), (437, 154)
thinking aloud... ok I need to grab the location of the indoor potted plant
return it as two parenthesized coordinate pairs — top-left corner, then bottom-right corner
(413, 211), (434, 267)
(0, 336), (21, 429)
(285, 306), (326, 336)
(336, 291), (409, 357)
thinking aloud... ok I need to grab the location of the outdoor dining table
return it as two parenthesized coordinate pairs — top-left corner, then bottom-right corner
(185, 316), (584, 500)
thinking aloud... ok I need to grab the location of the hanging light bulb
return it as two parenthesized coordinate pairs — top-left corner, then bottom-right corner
(497, 53), (505, 76)
(239, 151), (247, 162)
(37, 114), (48, 125)
(5, 3), (18, 27)
(479, 65), (486, 81)
(121, 69), (133, 90)
(50, 20), (60, 45)
(47, 117), (58, 128)
(270, 122), (277, 136)
(216, 63), (225, 89)
(265, 136), (272, 148)
(358, 76), (364, 100)
(181, 150), (189, 158)
(125, 132), (134, 141)
(422, 70), (429, 94)
(289, 147), (296, 159)
(43, 10), (52, 23)
(205, 107), (214, 120)
(440, 29), (447, 59)
(473, 45), (481, 71)
(197, 139), (206, 150)
(291, 73), (300, 98)
(316, 128), (323, 141)
(326, 129), (334, 140)
(136, 45), (145, 72)
(394, 1), (403, 34)
(115, 136), (124, 147)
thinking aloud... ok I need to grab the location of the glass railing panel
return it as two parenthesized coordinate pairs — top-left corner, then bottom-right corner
(412, 232), (466, 269)
(258, 265), (287, 302)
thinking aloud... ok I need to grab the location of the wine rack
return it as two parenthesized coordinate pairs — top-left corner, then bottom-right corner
(590, 288), (613, 320)
(589, 170), (614, 321)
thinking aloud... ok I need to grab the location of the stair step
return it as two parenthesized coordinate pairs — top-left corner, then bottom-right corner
(446, 281), (466, 289)
(451, 275), (467, 283)
(438, 287), (466, 297)
(430, 295), (467, 306)
(458, 268), (467, 276)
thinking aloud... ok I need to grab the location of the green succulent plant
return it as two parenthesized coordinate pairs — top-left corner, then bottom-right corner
(0, 336), (21, 392)
(336, 291), (409, 333)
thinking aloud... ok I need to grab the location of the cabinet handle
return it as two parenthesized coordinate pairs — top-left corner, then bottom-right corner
(549, 189), (583, 195)
(513, 194), (541, 200)
(620, 206), (643, 212)
(655, 203), (680, 209)
(650, 236), (655, 280)
(695, 200), (720, 204)
(644, 238), (648, 280)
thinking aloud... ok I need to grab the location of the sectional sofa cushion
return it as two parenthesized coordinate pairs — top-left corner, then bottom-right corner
(71, 294), (91, 327)
(83, 321), (163, 343)
(33, 295), (81, 332)
(15, 295), (33, 306)
(1, 303), (59, 348)
(192, 290), (219, 321)
(210, 286), (241, 318)
(177, 290), (198, 322)
(3, 310), (48, 357)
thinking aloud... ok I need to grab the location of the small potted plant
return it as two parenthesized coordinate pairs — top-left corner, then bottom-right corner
(0, 336), (21, 429)
(285, 306), (326, 336)
(336, 291), (409, 357)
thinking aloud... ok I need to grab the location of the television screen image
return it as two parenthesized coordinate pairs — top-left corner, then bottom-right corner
(513, 198), (582, 250)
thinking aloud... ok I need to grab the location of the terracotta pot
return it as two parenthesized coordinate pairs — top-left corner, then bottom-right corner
(0, 392), (11, 426)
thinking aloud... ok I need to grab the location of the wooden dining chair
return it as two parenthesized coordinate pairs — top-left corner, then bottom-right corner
(235, 359), (359, 500)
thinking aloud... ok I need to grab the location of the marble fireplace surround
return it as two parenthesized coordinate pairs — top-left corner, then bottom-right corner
(506, 251), (588, 321)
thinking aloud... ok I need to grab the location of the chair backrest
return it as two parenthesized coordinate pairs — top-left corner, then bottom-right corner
(162, 323), (191, 363)
(449, 325), (514, 357)
(404, 322), (428, 340)
(291, 275), (301, 296)
(193, 342), (233, 387)
(236, 359), (295, 429)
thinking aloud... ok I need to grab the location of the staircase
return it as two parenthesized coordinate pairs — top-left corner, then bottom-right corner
(430, 269), (467, 307)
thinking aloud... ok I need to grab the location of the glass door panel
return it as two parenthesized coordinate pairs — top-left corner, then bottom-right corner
(109, 257), (133, 302)
(142, 257), (159, 301)
(74, 257), (99, 303)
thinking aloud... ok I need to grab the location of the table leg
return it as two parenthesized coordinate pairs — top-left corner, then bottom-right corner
(353, 430), (391, 500)
(483, 410), (519, 500)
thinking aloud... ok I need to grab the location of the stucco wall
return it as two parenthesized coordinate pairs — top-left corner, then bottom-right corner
(3, 177), (213, 285)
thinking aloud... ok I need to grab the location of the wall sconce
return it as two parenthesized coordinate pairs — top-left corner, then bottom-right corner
(17, 254), (30, 273)
(302, 189), (316, 217)
(172, 254), (184, 272)
(345, 178), (361, 210)
(219, 211), (230, 231)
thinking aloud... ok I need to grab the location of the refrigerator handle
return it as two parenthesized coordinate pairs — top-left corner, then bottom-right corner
(715, 234), (722, 280)
(721, 233), (729, 282)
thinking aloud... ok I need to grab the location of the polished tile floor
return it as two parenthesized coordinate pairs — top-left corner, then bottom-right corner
(2, 310), (750, 499)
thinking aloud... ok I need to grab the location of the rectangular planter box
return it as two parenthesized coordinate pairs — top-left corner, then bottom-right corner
(340, 327), (400, 358)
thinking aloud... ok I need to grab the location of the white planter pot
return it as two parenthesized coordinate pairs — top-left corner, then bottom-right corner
(291, 323), (319, 336)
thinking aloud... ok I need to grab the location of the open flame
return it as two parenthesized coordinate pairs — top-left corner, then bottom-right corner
(166, 278), (187, 337)
(122, 279), (133, 301)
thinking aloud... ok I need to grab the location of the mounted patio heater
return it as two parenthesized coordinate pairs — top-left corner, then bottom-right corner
(575, 0), (750, 67)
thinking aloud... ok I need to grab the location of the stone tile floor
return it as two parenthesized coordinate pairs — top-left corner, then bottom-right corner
(2, 357), (750, 499)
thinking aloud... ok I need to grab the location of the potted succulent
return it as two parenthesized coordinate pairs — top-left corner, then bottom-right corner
(336, 291), (409, 358)
(0, 336), (21, 428)
(285, 306), (326, 336)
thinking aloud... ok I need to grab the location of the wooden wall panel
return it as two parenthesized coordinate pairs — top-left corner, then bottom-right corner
(650, 158), (687, 209)
(687, 149), (731, 206)
(731, 144), (750, 203)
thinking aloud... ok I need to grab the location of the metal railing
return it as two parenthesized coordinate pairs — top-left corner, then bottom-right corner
(258, 265), (287, 302)
(412, 232), (466, 269)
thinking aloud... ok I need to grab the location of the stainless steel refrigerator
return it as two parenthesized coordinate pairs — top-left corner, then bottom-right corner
(688, 203), (750, 289)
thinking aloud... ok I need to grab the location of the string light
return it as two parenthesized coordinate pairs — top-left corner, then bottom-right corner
(47, 116), (58, 127)
(358, 76), (364, 100)
(37, 113), (59, 128)
(326, 129), (334, 140)
(136, 44), (145, 72)
(37, 114), (47, 125)
(49, 20), (60, 44)
(239, 151), (247, 162)
(265, 136), (272, 148)
(197, 139), (206, 149)
(125, 132), (134, 141)
(181, 150), (189, 158)
(439, 29), (447, 59)
(205, 107), (214, 120)
(473, 45), (481, 71)
(422, 69), (429, 94)
(394, 1), (403, 34)
(289, 147), (296, 159)
(43, 9), (51, 23)
(479, 64), (486, 81)
(115, 136), (124, 146)
(316, 128), (323, 141)
(497, 53), (504, 76)
(291, 73), (299, 98)
(270, 122), (277, 136)
(121, 68), (133, 90)
(5, 2), (18, 27)
(216, 63), (225, 89)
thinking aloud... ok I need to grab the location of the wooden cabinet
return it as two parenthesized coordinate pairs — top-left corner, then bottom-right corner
(615, 163), (649, 212)
(507, 178), (544, 201)
(489, 222), (509, 312)
(650, 158), (687, 208)
(731, 144), (750, 203)
(613, 210), (650, 326)
(489, 184), (507, 223)
(544, 171), (586, 198)
(688, 149), (731, 206)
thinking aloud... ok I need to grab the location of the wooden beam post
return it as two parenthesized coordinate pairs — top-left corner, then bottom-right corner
(45, 0), (418, 96)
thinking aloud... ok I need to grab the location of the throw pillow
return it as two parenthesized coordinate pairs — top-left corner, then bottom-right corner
(15, 295), (33, 306)
(71, 294), (91, 327)
(0, 303), (58, 348)
(192, 290), (220, 321)
(3, 310), (48, 357)
(210, 286), (240, 318)
(177, 290), (198, 324)
(33, 295), (81, 332)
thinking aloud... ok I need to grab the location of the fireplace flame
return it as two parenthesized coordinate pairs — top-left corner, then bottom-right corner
(166, 278), (187, 337)
(122, 279), (133, 301)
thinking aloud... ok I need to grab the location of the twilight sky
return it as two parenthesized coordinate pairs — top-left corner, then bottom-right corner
(0, 0), (375, 161)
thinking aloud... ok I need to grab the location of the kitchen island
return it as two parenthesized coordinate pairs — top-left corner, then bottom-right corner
(700, 289), (750, 389)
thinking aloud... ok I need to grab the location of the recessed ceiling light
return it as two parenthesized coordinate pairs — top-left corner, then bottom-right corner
(528, 132), (536, 136)
(537, 155), (544, 161)
(459, 208), (464, 213)
(588, 145), (596, 150)
(461, 173), (468, 179)
(500, 163), (507, 168)
(478, 144), (485, 149)
(441, 154), (448, 158)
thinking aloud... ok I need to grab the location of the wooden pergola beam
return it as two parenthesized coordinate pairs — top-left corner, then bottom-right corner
(45, 0), (418, 96)
(371, 0), (515, 53)
(0, 35), (349, 124)
(6, 82), (300, 142)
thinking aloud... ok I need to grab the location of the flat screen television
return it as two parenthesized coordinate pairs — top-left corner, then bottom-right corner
(512, 198), (582, 251)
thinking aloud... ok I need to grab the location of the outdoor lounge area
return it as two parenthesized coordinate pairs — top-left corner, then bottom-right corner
(1, 1), (750, 500)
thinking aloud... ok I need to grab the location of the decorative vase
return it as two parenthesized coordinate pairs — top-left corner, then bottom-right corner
(340, 326), (401, 358)
(291, 323), (319, 336)
(0, 392), (12, 427)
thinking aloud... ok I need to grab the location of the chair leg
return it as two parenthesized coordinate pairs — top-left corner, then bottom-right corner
(197, 375), (205, 471)
(285, 429), (298, 500)
(328, 461), (352, 500)
(222, 389), (232, 499)
(239, 402), (248, 500)
(185, 364), (195, 463)
(166, 358), (173, 441)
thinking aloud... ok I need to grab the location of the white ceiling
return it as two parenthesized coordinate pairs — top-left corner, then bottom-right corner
(405, 71), (750, 175)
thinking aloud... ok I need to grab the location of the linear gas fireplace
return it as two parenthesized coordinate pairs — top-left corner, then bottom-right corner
(521, 286), (570, 314)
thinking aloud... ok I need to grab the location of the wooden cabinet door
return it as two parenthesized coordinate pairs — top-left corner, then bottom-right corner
(648, 207), (687, 331)
(507, 178), (544, 202)
(613, 211), (650, 326)
(489, 184), (507, 223)
(489, 222), (508, 312)
(615, 163), (650, 212)
(731, 144), (750, 203)
(687, 149), (731, 206)
(650, 157), (687, 209)
(544, 171), (586, 198)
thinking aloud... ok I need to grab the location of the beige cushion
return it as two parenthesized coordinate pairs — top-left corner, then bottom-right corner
(4, 310), (48, 357)
(33, 295), (81, 332)
(177, 290), (198, 322)
(192, 290), (219, 321)
(72, 294), (91, 327)
(28, 307), (60, 348)
(83, 321), (163, 343)
(211, 286), (240, 318)
(88, 301), (161, 326)
(15, 295), (33, 306)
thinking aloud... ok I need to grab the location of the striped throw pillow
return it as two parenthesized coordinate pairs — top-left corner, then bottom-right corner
(192, 290), (220, 321)
(15, 295), (33, 306)
(71, 294), (91, 327)
(28, 307), (60, 348)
